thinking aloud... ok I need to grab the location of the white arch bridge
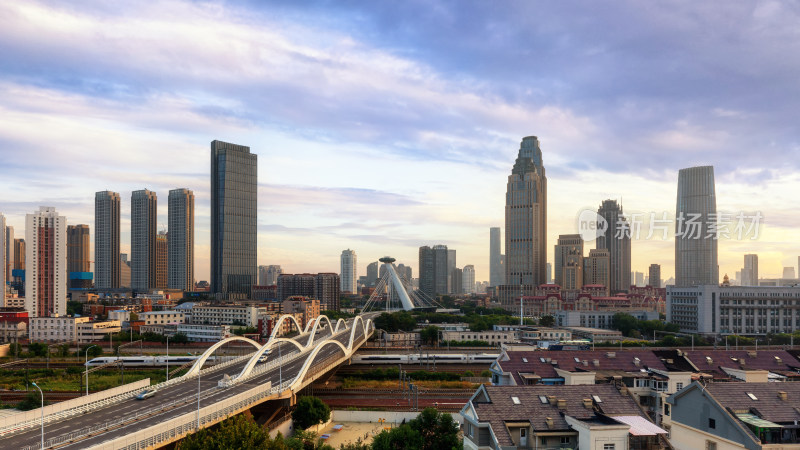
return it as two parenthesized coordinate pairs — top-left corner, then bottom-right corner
(9, 313), (376, 450)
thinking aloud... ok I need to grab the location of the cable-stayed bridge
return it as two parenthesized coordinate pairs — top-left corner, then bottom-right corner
(362, 257), (440, 312)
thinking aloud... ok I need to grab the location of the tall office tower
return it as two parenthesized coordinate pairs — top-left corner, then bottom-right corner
(463, 265), (476, 294)
(131, 189), (157, 291)
(0, 215), (6, 305)
(545, 262), (551, 284)
(675, 166), (718, 287)
(649, 264), (661, 288)
(784, 267), (796, 279)
(489, 227), (504, 287)
(95, 190), (120, 290)
(583, 249), (610, 294)
(451, 267), (463, 295)
(266, 265), (282, 285)
(418, 246), (435, 299)
(505, 136), (547, 289)
(155, 231), (168, 289)
(433, 245), (449, 296)
(447, 249), (457, 293)
(258, 266), (268, 285)
(67, 224), (91, 289)
(340, 249), (357, 293)
(742, 254), (758, 286)
(13, 238), (25, 294)
(210, 140), (257, 297)
(4, 225), (12, 285)
(596, 199), (631, 293)
(554, 234), (584, 290)
(25, 207), (67, 317)
(634, 271), (645, 287)
(168, 188), (194, 291)
(396, 263), (412, 281)
(366, 261), (379, 286)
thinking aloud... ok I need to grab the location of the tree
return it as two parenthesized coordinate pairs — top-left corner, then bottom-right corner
(28, 342), (48, 358)
(178, 414), (271, 450)
(420, 326), (439, 346)
(81, 344), (103, 358)
(372, 424), (424, 450)
(612, 313), (639, 336)
(409, 407), (462, 450)
(539, 315), (555, 327)
(8, 342), (22, 357)
(130, 312), (139, 321)
(17, 392), (49, 411)
(55, 343), (71, 357)
(291, 396), (331, 430)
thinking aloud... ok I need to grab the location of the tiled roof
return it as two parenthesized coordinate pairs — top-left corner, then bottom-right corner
(497, 350), (668, 384)
(705, 382), (800, 424)
(679, 350), (800, 380)
(471, 384), (648, 446)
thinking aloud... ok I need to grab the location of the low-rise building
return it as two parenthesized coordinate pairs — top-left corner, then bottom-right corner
(77, 320), (121, 343)
(176, 324), (231, 342)
(461, 384), (667, 450)
(555, 310), (659, 329)
(441, 330), (517, 346)
(140, 310), (186, 326)
(667, 382), (800, 449)
(381, 331), (421, 347)
(282, 297), (320, 329)
(190, 305), (264, 327)
(29, 316), (91, 342)
(0, 308), (28, 342)
(561, 327), (625, 343)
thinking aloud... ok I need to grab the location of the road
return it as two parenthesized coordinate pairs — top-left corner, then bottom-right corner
(6, 319), (368, 449)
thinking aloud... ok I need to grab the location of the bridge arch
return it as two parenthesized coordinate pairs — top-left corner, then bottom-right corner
(288, 339), (349, 390)
(333, 318), (347, 333)
(184, 336), (261, 377)
(305, 315), (334, 347)
(233, 337), (306, 381)
(269, 314), (305, 340)
(347, 316), (373, 350)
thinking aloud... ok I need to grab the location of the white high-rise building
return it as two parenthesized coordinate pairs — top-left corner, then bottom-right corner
(462, 265), (476, 294)
(25, 207), (67, 317)
(340, 249), (358, 294)
(4, 224), (13, 291)
(0, 214), (6, 306)
(742, 254), (758, 286)
(168, 189), (194, 291)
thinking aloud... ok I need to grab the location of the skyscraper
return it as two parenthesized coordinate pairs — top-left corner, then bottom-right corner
(743, 254), (758, 286)
(155, 231), (168, 289)
(131, 189), (157, 291)
(451, 267), (463, 295)
(433, 245), (449, 296)
(675, 166), (718, 287)
(265, 265), (283, 285)
(340, 249), (357, 293)
(211, 140), (258, 297)
(783, 267), (796, 279)
(13, 238), (25, 294)
(418, 246), (434, 299)
(0, 214), (6, 306)
(649, 264), (661, 288)
(447, 249), (457, 293)
(554, 234), (583, 290)
(396, 263), (412, 282)
(168, 188), (194, 291)
(67, 224), (91, 289)
(366, 261), (379, 286)
(596, 199), (631, 293)
(583, 249), (610, 295)
(489, 227), (504, 287)
(634, 271), (645, 287)
(4, 224), (12, 286)
(25, 207), (67, 317)
(95, 190), (120, 290)
(505, 136), (547, 291)
(462, 265), (476, 294)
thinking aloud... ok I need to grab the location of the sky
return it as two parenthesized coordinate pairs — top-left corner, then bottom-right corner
(1, 0), (799, 284)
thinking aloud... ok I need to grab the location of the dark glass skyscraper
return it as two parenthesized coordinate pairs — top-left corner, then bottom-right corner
(211, 140), (257, 297)
(131, 189), (157, 291)
(597, 199), (631, 294)
(675, 166), (718, 287)
(95, 190), (120, 289)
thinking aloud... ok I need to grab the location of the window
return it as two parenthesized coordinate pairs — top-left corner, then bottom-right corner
(746, 392), (758, 400)
(708, 418), (716, 429)
(603, 444), (616, 450)
(676, 382), (684, 391)
(511, 396), (521, 405)
(561, 436), (570, 444)
(539, 395), (548, 404)
(664, 403), (670, 416)
(706, 441), (717, 450)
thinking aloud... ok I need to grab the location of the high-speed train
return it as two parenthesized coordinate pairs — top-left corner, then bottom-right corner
(352, 353), (499, 365)
(85, 356), (207, 367)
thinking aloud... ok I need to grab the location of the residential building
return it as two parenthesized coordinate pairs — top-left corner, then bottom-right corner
(649, 264), (661, 288)
(277, 273), (339, 310)
(12, 238), (25, 294)
(583, 249), (610, 295)
(596, 199), (631, 294)
(168, 188), (194, 291)
(155, 231), (167, 289)
(433, 245), (449, 295)
(418, 246), (434, 299)
(451, 267), (463, 296)
(95, 190), (121, 289)
(743, 254), (758, 286)
(25, 207), (67, 317)
(366, 261), (379, 287)
(396, 263), (412, 282)
(190, 304), (264, 327)
(0, 308), (28, 342)
(340, 249), (357, 294)
(0, 215), (6, 306)
(281, 297), (320, 329)
(131, 189), (157, 291)
(120, 254), (131, 288)
(447, 249), (457, 293)
(554, 234), (583, 290)
(140, 310), (186, 326)
(177, 323), (231, 342)
(555, 310), (659, 330)
(668, 284), (800, 335)
(675, 166), (718, 287)
(210, 140), (257, 297)
(667, 382), (800, 449)
(77, 320), (121, 343)
(67, 224), (91, 289)
(315, 272), (340, 311)
(463, 265), (476, 294)
(634, 271), (644, 287)
(489, 227), (504, 287)
(262, 265), (282, 286)
(29, 316), (91, 342)
(461, 384), (667, 450)
(441, 330), (517, 346)
(504, 136), (548, 304)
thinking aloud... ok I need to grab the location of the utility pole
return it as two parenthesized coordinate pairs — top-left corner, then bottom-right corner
(519, 283), (523, 326)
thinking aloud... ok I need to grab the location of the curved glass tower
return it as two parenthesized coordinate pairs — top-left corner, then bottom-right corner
(675, 165), (718, 287)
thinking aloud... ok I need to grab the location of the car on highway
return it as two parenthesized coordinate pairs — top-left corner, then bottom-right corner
(257, 349), (272, 363)
(136, 389), (157, 400)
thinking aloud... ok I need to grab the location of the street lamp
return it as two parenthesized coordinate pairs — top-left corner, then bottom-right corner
(31, 382), (44, 449)
(84, 345), (99, 396)
(197, 367), (201, 429)
(166, 335), (170, 382)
